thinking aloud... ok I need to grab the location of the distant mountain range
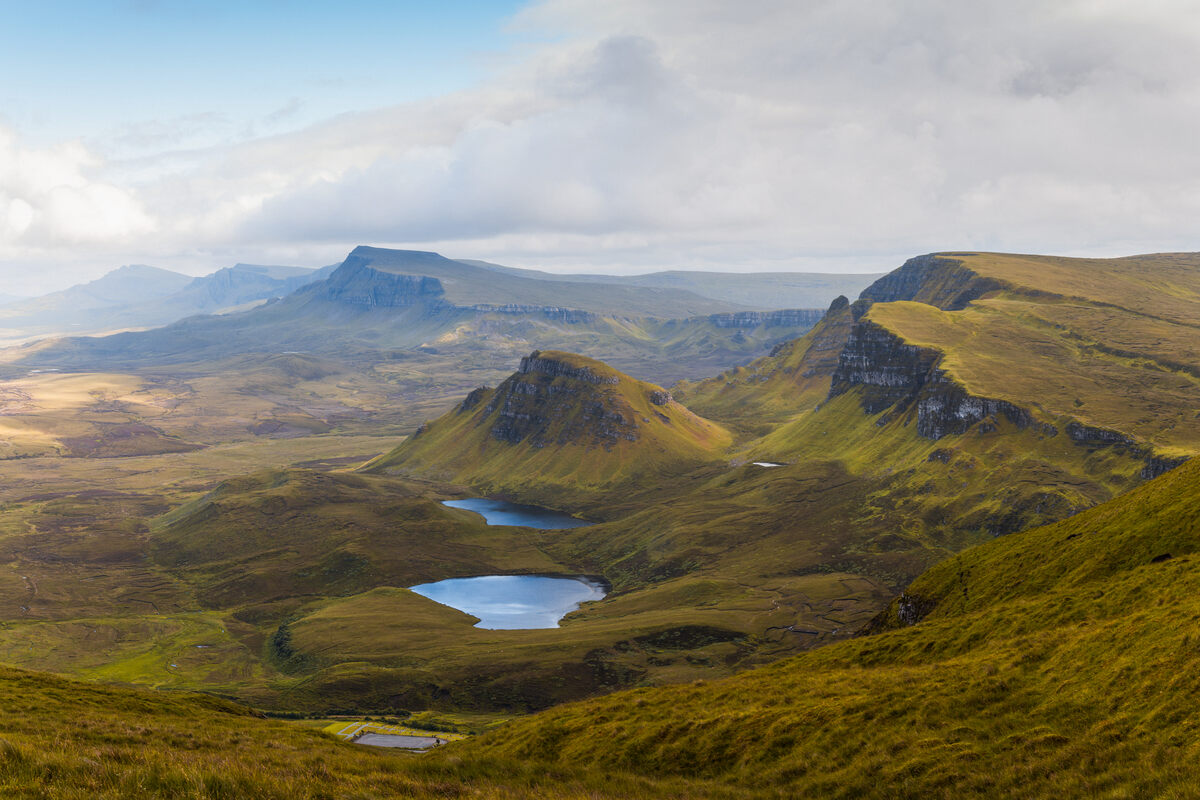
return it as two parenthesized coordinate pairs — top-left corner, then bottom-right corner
(462, 259), (883, 310)
(0, 250), (876, 348)
(0, 262), (336, 342)
(10, 247), (841, 388)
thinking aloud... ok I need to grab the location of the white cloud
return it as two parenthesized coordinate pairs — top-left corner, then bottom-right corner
(0, 128), (154, 277)
(5, 0), (1200, 287)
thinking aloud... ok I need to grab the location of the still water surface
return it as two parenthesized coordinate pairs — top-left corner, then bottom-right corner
(442, 498), (592, 529)
(409, 575), (608, 629)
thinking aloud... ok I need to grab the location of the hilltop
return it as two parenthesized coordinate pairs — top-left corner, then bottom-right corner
(369, 350), (731, 500)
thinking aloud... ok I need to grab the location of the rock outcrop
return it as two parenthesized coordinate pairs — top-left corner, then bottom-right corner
(518, 352), (620, 386)
(469, 304), (599, 324)
(707, 309), (825, 329)
(316, 257), (448, 309)
(484, 353), (633, 447)
(830, 320), (1033, 438)
(859, 253), (1008, 310)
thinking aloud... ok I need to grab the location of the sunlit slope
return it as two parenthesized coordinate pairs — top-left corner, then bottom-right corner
(370, 350), (732, 496)
(0, 664), (722, 800)
(464, 458), (1200, 798)
(144, 466), (861, 712)
(675, 295), (859, 436)
(677, 251), (1200, 550)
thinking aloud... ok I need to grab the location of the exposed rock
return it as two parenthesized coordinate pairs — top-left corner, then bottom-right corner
(316, 257), (448, 308)
(1065, 422), (1137, 448)
(458, 386), (491, 413)
(518, 352), (619, 385)
(859, 253), (1007, 310)
(649, 390), (672, 406)
(481, 353), (637, 448)
(706, 309), (825, 329)
(1142, 455), (1189, 480)
(895, 592), (937, 626)
(471, 304), (598, 324)
(830, 317), (1192, 482)
(830, 320), (1031, 439)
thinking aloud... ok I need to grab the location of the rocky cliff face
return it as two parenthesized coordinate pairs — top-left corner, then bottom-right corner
(314, 257), (448, 309)
(518, 352), (620, 385)
(707, 309), (825, 329)
(859, 253), (1007, 311)
(476, 352), (636, 448)
(470, 304), (599, 324)
(829, 315), (1185, 478)
(830, 319), (1034, 438)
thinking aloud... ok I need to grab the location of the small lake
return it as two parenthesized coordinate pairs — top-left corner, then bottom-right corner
(442, 498), (592, 529)
(356, 733), (446, 750)
(409, 575), (608, 629)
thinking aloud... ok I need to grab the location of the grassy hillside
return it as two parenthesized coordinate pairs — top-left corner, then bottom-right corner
(460, 456), (1200, 797)
(6, 451), (1200, 797)
(678, 251), (1200, 549)
(370, 350), (732, 500)
(0, 662), (745, 799)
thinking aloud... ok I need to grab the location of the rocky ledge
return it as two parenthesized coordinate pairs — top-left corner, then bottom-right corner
(707, 309), (825, 329)
(830, 319), (1033, 438)
(518, 352), (619, 385)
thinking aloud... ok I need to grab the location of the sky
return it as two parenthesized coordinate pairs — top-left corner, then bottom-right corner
(3, 0), (1200, 294)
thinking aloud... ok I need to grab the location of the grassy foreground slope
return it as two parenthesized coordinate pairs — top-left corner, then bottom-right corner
(0, 665), (758, 800)
(463, 456), (1200, 798)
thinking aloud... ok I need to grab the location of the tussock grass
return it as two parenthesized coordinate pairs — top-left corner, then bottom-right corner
(462, 457), (1200, 797)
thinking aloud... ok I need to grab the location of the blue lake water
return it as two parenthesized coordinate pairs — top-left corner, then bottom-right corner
(442, 498), (593, 529)
(409, 575), (608, 629)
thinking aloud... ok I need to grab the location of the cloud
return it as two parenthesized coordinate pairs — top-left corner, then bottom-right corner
(6, 0), (1200, 282)
(0, 128), (154, 252)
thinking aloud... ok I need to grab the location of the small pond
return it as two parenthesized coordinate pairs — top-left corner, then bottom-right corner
(409, 574), (608, 629)
(356, 733), (446, 750)
(442, 498), (592, 529)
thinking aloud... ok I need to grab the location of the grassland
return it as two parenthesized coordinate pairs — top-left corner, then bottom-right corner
(461, 456), (1200, 798)
(5, 247), (1200, 775)
(0, 662), (771, 799)
(4, 446), (1199, 798)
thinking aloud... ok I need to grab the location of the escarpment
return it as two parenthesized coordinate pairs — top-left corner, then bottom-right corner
(829, 319), (1033, 438)
(518, 351), (620, 385)
(315, 257), (449, 309)
(859, 253), (1008, 310)
(707, 309), (825, 329)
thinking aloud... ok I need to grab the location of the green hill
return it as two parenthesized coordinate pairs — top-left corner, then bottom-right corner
(460, 455), (1200, 797)
(677, 251), (1200, 548)
(369, 350), (732, 502)
(7, 454), (1200, 798)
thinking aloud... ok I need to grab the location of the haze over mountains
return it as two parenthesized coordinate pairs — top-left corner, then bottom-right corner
(0, 262), (337, 343)
(0, 250), (878, 348)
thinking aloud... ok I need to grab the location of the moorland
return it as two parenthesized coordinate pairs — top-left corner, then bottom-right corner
(0, 248), (1198, 797)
